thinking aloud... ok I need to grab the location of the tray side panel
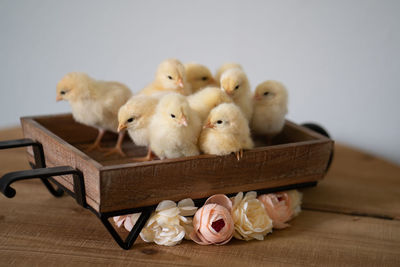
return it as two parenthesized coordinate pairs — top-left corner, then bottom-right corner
(99, 139), (333, 212)
(21, 118), (101, 211)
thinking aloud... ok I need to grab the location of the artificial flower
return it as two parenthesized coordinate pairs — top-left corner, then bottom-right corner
(258, 190), (302, 229)
(232, 191), (273, 241)
(286, 190), (302, 217)
(190, 194), (234, 245)
(113, 213), (141, 231)
(140, 198), (197, 246)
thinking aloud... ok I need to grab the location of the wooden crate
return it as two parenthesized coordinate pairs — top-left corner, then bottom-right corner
(21, 114), (333, 213)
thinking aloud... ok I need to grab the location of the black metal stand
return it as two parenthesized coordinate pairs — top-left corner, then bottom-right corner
(0, 138), (155, 250)
(0, 123), (333, 250)
(0, 139), (64, 197)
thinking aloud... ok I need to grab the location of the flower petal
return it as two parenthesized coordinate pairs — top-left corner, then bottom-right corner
(124, 216), (134, 232)
(205, 194), (233, 213)
(245, 191), (257, 200)
(179, 206), (198, 217)
(156, 200), (177, 212)
(158, 207), (180, 217)
(232, 192), (243, 210)
(178, 198), (195, 208)
(113, 216), (125, 228)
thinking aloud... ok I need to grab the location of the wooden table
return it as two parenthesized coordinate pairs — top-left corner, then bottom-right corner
(0, 128), (399, 266)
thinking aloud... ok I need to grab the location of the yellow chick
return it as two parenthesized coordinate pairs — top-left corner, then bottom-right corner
(184, 63), (216, 93)
(149, 93), (201, 159)
(200, 103), (254, 160)
(251, 80), (288, 138)
(140, 58), (192, 96)
(215, 63), (243, 86)
(187, 86), (232, 123)
(56, 72), (132, 156)
(117, 94), (159, 161)
(220, 68), (253, 121)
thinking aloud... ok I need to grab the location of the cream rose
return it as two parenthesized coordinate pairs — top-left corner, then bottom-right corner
(287, 190), (302, 217)
(190, 194), (234, 245)
(258, 190), (302, 229)
(232, 191), (273, 240)
(139, 198), (197, 246)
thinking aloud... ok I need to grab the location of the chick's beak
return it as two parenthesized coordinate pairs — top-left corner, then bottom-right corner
(177, 78), (184, 88)
(179, 115), (188, 127)
(225, 90), (234, 96)
(204, 121), (214, 129)
(118, 123), (127, 132)
(209, 77), (217, 85)
(56, 95), (62, 102)
(254, 94), (262, 101)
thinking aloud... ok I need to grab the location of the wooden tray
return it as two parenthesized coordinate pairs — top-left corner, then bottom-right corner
(20, 114), (334, 213)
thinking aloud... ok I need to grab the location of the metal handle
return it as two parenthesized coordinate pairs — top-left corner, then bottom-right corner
(0, 138), (46, 167)
(0, 166), (86, 207)
(301, 123), (334, 172)
(0, 138), (64, 197)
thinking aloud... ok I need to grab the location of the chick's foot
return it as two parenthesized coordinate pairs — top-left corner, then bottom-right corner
(132, 148), (155, 162)
(86, 129), (106, 152)
(103, 147), (126, 157)
(103, 131), (127, 157)
(86, 143), (106, 152)
(235, 149), (244, 161)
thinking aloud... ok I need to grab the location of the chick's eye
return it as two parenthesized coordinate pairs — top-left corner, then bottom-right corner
(201, 76), (208, 81)
(167, 75), (173, 80)
(234, 85), (239, 90)
(127, 118), (134, 123)
(263, 92), (270, 96)
(60, 91), (66, 95)
(171, 114), (176, 118)
(217, 120), (223, 124)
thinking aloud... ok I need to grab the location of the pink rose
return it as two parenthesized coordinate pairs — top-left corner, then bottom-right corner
(190, 194), (234, 245)
(113, 213), (141, 231)
(258, 190), (302, 229)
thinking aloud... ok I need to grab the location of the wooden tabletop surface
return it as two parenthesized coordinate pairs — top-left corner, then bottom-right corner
(0, 127), (399, 266)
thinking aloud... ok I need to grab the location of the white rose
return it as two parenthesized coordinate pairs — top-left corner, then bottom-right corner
(232, 191), (273, 241)
(139, 198), (197, 246)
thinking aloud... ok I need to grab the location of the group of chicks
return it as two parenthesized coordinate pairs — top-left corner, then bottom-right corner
(56, 59), (288, 161)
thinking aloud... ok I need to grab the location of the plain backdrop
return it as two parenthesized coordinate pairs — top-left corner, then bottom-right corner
(0, 0), (399, 164)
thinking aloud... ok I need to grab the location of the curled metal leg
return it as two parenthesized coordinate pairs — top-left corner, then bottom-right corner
(0, 138), (64, 197)
(0, 166), (85, 206)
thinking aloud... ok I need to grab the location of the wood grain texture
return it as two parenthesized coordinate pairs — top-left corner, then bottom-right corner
(1, 127), (399, 266)
(21, 117), (102, 211)
(0, 180), (399, 267)
(99, 142), (331, 212)
(19, 115), (333, 213)
(302, 144), (400, 220)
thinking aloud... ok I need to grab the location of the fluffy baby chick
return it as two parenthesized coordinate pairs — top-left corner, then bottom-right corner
(149, 93), (201, 159)
(215, 63), (243, 86)
(56, 72), (132, 156)
(251, 80), (288, 139)
(140, 58), (192, 96)
(187, 86), (232, 123)
(220, 68), (253, 121)
(200, 103), (254, 160)
(118, 95), (159, 161)
(184, 63), (216, 93)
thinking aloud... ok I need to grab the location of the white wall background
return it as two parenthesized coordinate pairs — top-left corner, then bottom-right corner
(0, 0), (399, 164)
